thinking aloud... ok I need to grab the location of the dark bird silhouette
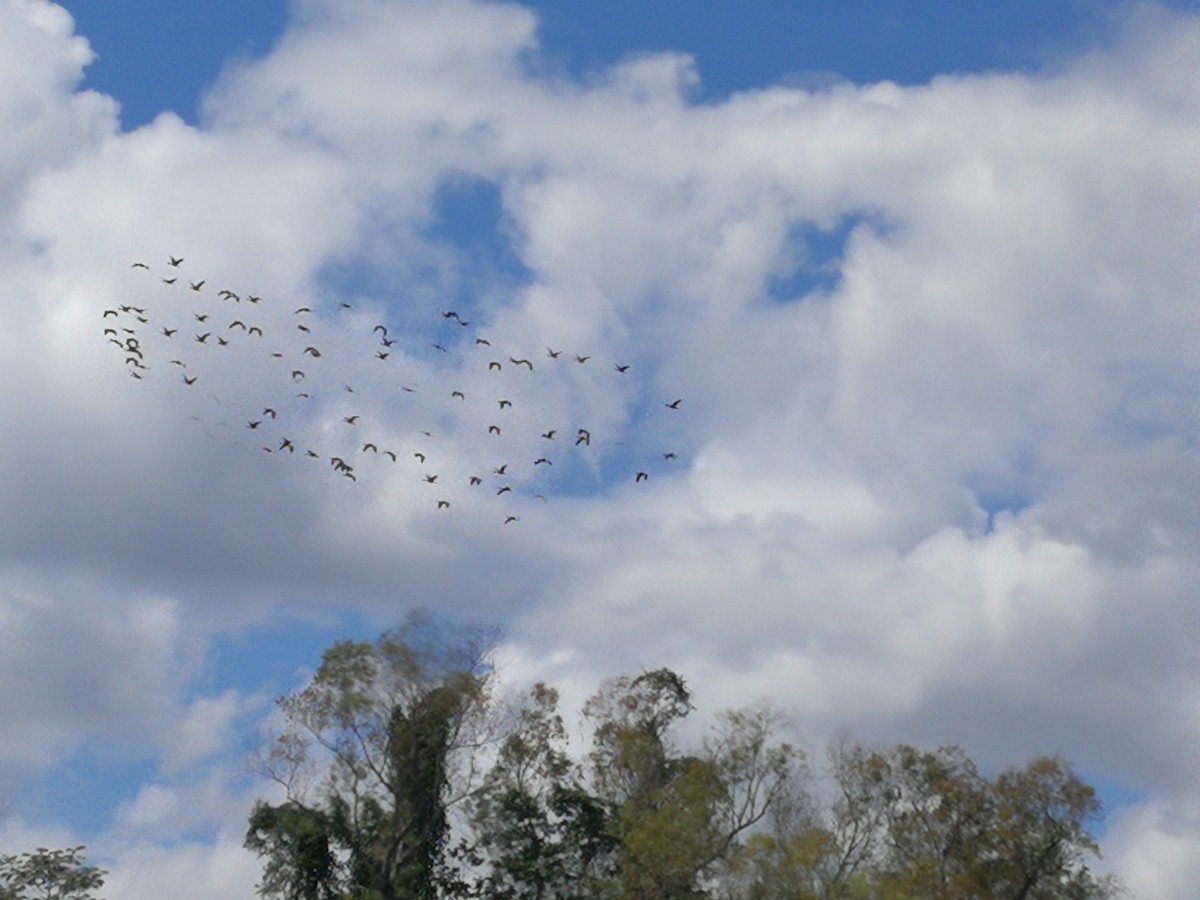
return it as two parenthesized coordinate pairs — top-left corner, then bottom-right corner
(510, 357), (533, 370)
(469, 476), (482, 486)
(475, 338), (491, 346)
(248, 326), (263, 337)
(195, 333), (211, 343)
(614, 363), (630, 373)
(247, 295), (262, 304)
(432, 343), (447, 352)
(247, 421), (262, 429)
(377, 351), (390, 360)
(131, 262), (149, 269)
(162, 327), (177, 337)
(497, 486), (513, 495)
(635, 471), (648, 482)
(498, 399), (512, 409)
(534, 458), (552, 466)
(414, 452), (426, 463)
(162, 277), (177, 285)
(542, 430), (556, 440)
(195, 314), (209, 322)
(381, 337), (396, 347)
(663, 452), (677, 460)
(102, 309), (118, 318)
(441, 310), (459, 320)
(304, 346), (321, 357)
(229, 320), (246, 330)
(493, 465), (507, 475)
(292, 370), (305, 380)
(574, 354), (590, 363)
(363, 443), (378, 453)
(294, 306), (311, 314)
(488, 425), (501, 435)
(343, 415), (359, 425)
(297, 324), (311, 333)
(576, 429), (591, 446)
(437, 500), (450, 509)
(220, 290), (240, 301)
(374, 325), (388, 335)
(280, 438), (295, 452)
(547, 348), (562, 359)
(189, 280), (205, 291)
(423, 474), (438, 484)
(182, 375), (198, 385)
(384, 451), (397, 462)
(504, 515), (519, 524)
(263, 407), (277, 418)
(665, 399), (682, 409)
(489, 361), (502, 370)
(451, 390), (465, 399)
(168, 256), (183, 267)
(216, 336), (229, 346)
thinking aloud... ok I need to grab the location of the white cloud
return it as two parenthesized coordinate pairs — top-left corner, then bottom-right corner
(1103, 797), (1200, 900)
(0, 0), (1195, 893)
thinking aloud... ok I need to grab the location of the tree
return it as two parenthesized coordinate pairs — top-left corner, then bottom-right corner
(246, 613), (494, 900)
(983, 756), (1122, 899)
(461, 683), (618, 898)
(0, 846), (105, 900)
(755, 742), (1124, 900)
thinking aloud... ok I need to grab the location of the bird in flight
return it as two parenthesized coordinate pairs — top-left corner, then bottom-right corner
(665, 399), (682, 409)
(131, 262), (149, 269)
(635, 471), (649, 482)
(168, 256), (184, 267)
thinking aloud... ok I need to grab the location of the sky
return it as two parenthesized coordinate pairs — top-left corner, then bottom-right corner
(0, 0), (1197, 896)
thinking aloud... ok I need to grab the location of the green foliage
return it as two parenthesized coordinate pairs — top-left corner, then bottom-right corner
(247, 612), (493, 900)
(0, 847), (105, 900)
(246, 628), (1122, 900)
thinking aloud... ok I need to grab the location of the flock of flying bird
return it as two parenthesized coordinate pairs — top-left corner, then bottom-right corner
(103, 256), (685, 524)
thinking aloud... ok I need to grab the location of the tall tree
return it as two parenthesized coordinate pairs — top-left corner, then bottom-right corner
(461, 683), (618, 898)
(246, 613), (493, 900)
(0, 846), (105, 900)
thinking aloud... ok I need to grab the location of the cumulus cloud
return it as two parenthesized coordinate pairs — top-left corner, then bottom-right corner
(0, 0), (1196, 895)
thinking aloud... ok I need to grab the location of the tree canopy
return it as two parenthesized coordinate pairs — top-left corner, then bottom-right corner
(245, 621), (1122, 899)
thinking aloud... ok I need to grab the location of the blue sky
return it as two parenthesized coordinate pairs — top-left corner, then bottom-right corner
(2, 1), (1198, 896)
(65, 0), (1161, 128)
